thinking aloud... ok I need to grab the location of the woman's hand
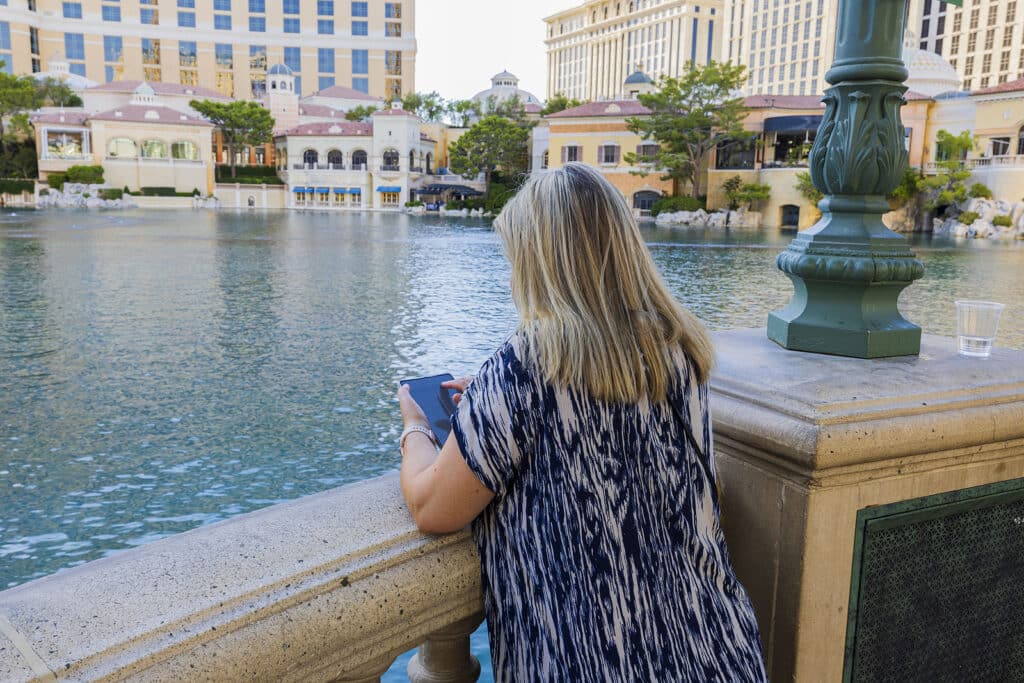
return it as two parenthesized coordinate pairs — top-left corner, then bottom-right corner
(442, 376), (474, 405)
(397, 384), (429, 429)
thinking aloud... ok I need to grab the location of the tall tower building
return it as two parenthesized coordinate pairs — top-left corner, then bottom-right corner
(543, 0), (723, 102)
(722, 0), (841, 97)
(912, 0), (1024, 91)
(0, 0), (415, 100)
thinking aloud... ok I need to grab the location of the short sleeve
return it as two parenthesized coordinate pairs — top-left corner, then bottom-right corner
(451, 339), (536, 497)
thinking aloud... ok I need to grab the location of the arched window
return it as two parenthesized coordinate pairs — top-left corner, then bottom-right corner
(632, 190), (660, 211)
(271, 80), (277, 90)
(107, 137), (137, 158)
(327, 149), (343, 168)
(382, 149), (399, 169)
(171, 141), (198, 160)
(351, 149), (368, 169)
(409, 149), (415, 167)
(425, 152), (433, 173)
(1017, 125), (1024, 156)
(141, 140), (167, 158)
(303, 149), (319, 166)
(542, 150), (549, 169)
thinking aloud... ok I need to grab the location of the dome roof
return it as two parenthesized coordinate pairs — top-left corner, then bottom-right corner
(267, 63), (293, 76)
(902, 45), (959, 97)
(134, 82), (156, 96)
(624, 70), (653, 85)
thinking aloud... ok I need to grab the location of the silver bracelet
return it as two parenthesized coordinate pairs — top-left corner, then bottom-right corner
(400, 425), (438, 451)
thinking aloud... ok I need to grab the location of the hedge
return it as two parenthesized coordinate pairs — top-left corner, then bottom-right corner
(139, 186), (177, 196)
(651, 195), (704, 216)
(992, 214), (1013, 227)
(958, 210), (979, 226)
(0, 179), (34, 195)
(99, 188), (124, 200)
(66, 165), (104, 184)
(47, 172), (66, 191)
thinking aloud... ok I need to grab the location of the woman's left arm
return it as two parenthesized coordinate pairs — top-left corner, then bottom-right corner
(398, 383), (495, 534)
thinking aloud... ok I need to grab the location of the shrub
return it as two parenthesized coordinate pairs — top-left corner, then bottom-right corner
(99, 188), (124, 200)
(65, 165), (104, 184)
(192, 188), (201, 197)
(968, 183), (992, 199)
(0, 179), (34, 194)
(39, 188), (49, 197)
(139, 186), (177, 196)
(992, 214), (1013, 227)
(123, 185), (131, 195)
(47, 172), (66, 191)
(81, 192), (90, 199)
(958, 210), (979, 226)
(651, 195), (703, 216)
(404, 199), (424, 207)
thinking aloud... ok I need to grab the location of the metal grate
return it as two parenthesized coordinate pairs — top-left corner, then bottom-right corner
(844, 478), (1024, 683)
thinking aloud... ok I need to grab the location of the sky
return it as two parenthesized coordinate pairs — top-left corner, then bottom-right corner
(414, 0), (577, 102)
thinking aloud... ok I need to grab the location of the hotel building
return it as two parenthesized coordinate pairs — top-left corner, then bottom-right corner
(543, 0), (723, 101)
(0, 0), (415, 100)
(912, 0), (1024, 92)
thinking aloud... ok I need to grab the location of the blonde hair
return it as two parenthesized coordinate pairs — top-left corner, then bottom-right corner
(493, 162), (714, 403)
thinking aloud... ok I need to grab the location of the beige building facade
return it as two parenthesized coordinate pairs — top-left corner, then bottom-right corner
(0, 0), (415, 100)
(543, 0), (723, 101)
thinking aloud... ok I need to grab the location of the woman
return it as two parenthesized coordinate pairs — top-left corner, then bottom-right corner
(397, 163), (766, 681)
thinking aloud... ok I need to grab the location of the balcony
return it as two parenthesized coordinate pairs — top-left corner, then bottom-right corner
(380, 164), (401, 172)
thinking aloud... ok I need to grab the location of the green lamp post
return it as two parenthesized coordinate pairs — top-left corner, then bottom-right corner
(767, 0), (926, 358)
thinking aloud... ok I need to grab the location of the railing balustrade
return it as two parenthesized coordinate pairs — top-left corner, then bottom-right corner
(0, 473), (484, 682)
(381, 164), (401, 172)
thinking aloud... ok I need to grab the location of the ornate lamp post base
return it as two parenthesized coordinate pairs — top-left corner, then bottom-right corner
(767, 0), (925, 358)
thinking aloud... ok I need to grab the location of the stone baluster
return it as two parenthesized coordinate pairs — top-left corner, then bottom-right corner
(407, 613), (485, 683)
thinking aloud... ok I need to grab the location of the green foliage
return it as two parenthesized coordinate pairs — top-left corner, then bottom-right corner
(139, 186), (178, 196)
(722, 175), (768, 210)
(0, 70), (39, 152)
(38, 188), (49, 196)
(624, 61), (748, 199)
(651, 195), (703, 216)
(81, 192), (90, 199)
(99, 188), (124, 200)
(65, 165), (104, 184)
(189, 99), (275, 178)
(0, 178), (33, 194)
(446, 197), (486, 211)
(0, 141), (37, 179)
(794, 171), (824, 205)
(448, 115), (530, 195)
(935, 129), (974, 162)
(445, 99), (481, 128)
(400, 91), (446, 121)
(47, 172), (66, 191)
(958, 211), (979, 226)
(968, 182), (992, 199)
(123, 185), (131, 195)
(541, 93), (585, 116)
(344, 104), (379, 121)
(33, 77), (83, 108)
(992, 214), (1012, 227)
(214, 164), (283, 184)
(887, 167), (921, 206)
(404, 199), (424, 207)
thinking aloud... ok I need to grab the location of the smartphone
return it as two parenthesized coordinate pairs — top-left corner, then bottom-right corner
(399, 373), (458, 445)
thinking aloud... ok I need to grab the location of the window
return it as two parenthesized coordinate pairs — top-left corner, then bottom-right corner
(598, 144), (619, 164)
(562, 145), (581, 162)
(142, 38), (160, 64)
(0, 22), (9, 70)
(214, 0), (231, 9)
(104, 35), (122, 61)
(250, 16), (266, 31)
(102, 5), (121, 20)
(216, 43), (233, 67)
(317, 0), (332, 13)
(351, 0), (367, 16)
(318, 75), (335, 90)
(382, 149), (399, 168)
(141, 8), (158, 24)
(352, 76), (368, 93)
(249, 0), (264, 11)
(385, 50), (401, 75)
(283, 0), (299, 12)
(171, 141), (197, 160)
(991, 137), (1010, 156)
(69, 63), (86, 76)
(284, 45), (301, 70)
(318, 19), (333, 33)
(351, 149), (367, 168)
(386, 21), (400, 36)
(107, 138), (137, 158)
(250, 44), (266, 69)
(215, 14), (231, 29)
(1017, 127), (1024, 156)
(318, 47), (334, 72)
(352, 48), (367, 73)
(179, 40), (196, 66)
(62, 2), (82, 18)
(284, 17), (299, 32)
(216, 71), (234, 97)
(984, 29), (994, 51)
(30, 26), (38, 54)
(141, 140), (167, 158)
(352, 20), (367, 35)
(385, 2), (400, 18)
(178, 12), (195, 26)
(65, 32), (85, 59)
(327, 150), (343, 167)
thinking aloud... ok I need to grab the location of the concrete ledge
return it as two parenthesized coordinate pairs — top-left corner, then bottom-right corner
(0, 474), (483, 682)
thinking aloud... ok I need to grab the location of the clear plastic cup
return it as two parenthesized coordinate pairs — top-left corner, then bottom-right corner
(955, 300), (1004, 357)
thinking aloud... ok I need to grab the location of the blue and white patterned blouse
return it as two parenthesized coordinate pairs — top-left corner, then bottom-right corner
(451, 334), (767, 682)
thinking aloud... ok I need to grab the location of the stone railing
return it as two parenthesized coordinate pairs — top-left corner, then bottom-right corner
(0, 474), (484, 682)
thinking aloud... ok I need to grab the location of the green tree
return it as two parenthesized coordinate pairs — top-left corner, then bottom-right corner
(722, 175), (770, 210)
(0, 69), (39, 154)
(344, 104), (379, 121)
(189, 99), (275, 178)
(448, 115), (529, 196)
(919, 129), (976, 216)
(34, 77), (83, 108)
(540, 93), (584, 116)
(400, 91), (446, 121)
(446, 99), (481, 128)
(794, 171), (823, 205)
(624, 61), (748, 199)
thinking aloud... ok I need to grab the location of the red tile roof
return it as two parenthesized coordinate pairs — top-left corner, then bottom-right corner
(31, 110), (90, 126)
(279, 121), (373, 136)
(88, 105), (213, 126)
(971, 77), (1024, 96)
(297, 103), (345, 118)
(307, 85), (380, 101)
(524, 103), (543, 113)
(547, 100), (651, 118)
(87, 80), (226, 100)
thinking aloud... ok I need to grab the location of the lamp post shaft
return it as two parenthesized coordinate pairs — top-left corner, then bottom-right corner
(767, 0), (925, 358)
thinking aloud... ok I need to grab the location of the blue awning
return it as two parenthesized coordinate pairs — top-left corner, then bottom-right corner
(333, 188), (347, 194)
(306, 186), (315, 192)
(292, 187), (304, 193)
(349, 188), (361, 194)
(376, 185), (401, 193)
(763, 115), (822, 132)
(316, 187), (330, 194)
